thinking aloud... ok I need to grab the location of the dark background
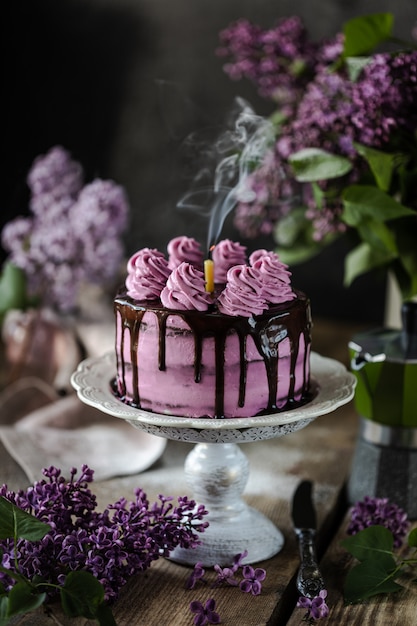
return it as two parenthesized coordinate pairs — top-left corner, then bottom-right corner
(3, 0), (416, 323)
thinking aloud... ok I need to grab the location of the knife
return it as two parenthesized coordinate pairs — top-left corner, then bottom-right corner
(291, 480), (325, 598)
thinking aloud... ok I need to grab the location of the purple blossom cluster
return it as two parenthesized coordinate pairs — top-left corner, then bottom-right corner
(233, 149), (300, 238)
(186, 549), (266, 595)
(2, 146), (129, 312)
(0, 465), (209, 602)
(278, 50), (417, 159)
(297, 589), (329, 621)
(347, 495), (410, 549)
(218, 16), (417, 242)
(186, 551), (267, 624)
(217, 16), (330, 108)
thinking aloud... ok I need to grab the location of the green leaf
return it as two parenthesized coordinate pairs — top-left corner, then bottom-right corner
(344, 242), (396, 286)
(353, 143), (398, 191)
(61, 571), (115, 625)
(342, 527), (403, 604)
(276, 244), (323, 265)
(61, 571), (103, 617)
(288, 148), (352, 182)
(408, 527), (417, 548)
(343, 13), (394, 57)
(357, 219), (398, 255)
(0, 565), (27, 587)
(344, 560), (403, 604)
(273, 205), (334, 264)
(269, 109), (288, 128)
(341, 526), (396, 565)
(391, 220), (417, 299)
(345, 56), (373, 81)
(95, 602), (118, 626)
(342, 185), (416, 226)
(273, 206), (313, 247)
(389, 261), (417, 302)
(0, 262), (29, 320)
(7, 582), (46, 618)
(0, 497), (51, 541)
(0, 596), (8, 626)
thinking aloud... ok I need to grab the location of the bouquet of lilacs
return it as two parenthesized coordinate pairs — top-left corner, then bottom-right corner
(217, 13), (417, 301)
(0, 465), (208, 624)
(1, 146), (129, 315)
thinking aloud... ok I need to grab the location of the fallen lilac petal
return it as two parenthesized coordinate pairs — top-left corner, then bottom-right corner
(189, 598), (221, 625)
(186, 562), (207, 589)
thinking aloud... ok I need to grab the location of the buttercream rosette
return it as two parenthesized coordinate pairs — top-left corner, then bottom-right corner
(160, 262), (213, 311)
(167, 236), (203, 270)
(212, 239), (247, 283)
(126, 248), (170, 300)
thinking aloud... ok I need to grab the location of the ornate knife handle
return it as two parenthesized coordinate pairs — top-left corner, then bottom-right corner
(295, 528), (325, 598)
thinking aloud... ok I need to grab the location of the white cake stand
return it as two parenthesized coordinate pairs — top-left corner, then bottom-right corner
(71, 351), (355, 566)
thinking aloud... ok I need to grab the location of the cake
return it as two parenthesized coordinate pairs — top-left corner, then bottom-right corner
(114, 237), (312, 418)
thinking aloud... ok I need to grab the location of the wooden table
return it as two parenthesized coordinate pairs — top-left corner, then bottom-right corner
(2, 319), (416, 625)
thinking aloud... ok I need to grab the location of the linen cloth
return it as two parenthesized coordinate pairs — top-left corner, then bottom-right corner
(0, 315), (166, 483)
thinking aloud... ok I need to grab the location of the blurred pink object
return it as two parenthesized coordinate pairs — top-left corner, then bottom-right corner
(2, 308), (82, 392)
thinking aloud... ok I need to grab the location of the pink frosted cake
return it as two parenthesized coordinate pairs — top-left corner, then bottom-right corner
(114, 237), (312, 418)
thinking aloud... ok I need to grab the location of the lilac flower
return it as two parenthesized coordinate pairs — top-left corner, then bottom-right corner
(239, 564), (266, 595)
(347, 496), (410, 549)
(217, 16), (320, 107)
(80, 233), (125, 283)
(1, 217), (34, 269)
(1, 146), (130, 312)
(212, 564), (239, 587)
(185, 551), (268, 624)
(27, 145), (83, 214)
(219, 15), (417, 267)
(70, 179), (129, 238)
(186, 562), (207, 589)
(351, 52), (417, 147)
(280, 70), (356, 158)
(297, 589), (329, 621)
(189, 598), (221, 626)
(305, 202), (347, 242)
(231, 549), (248, 569)
(0, 465), (209, 602)
(234, 150), (299, 238)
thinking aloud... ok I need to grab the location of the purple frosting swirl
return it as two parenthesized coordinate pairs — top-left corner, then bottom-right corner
(160, 262), (213, 311)
(212, 239), (247, 283)
(249, 250), (295, 304)
(167, 236), (204, 270)
(126, 248), (170, 300)
(217, 265), (267, 317)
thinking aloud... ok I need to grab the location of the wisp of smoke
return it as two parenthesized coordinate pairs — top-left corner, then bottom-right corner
(177, 97), (274, 251)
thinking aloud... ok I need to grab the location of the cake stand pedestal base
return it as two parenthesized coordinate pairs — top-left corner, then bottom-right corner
(71, 351), (357, 568)
(169, 442), (284, 567)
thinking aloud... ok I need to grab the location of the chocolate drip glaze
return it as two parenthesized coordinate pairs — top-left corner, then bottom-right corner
(114, 289), (312, 418)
